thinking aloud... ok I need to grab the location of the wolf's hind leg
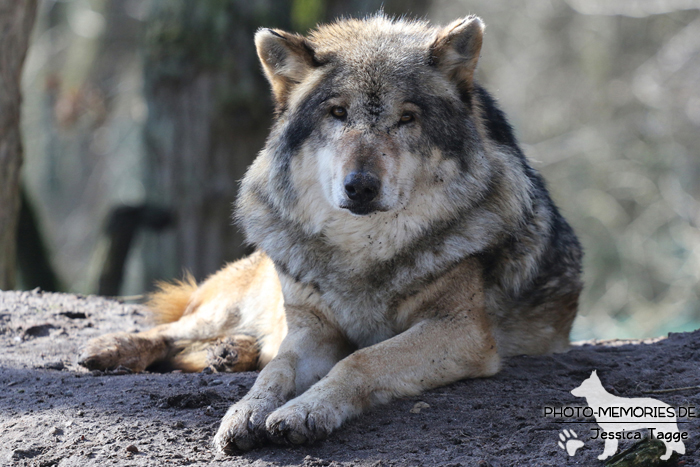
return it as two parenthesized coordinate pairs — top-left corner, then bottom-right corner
(79, 328), (169, 372)
(661, 439), (685, 460)
(79, 251), (285, 373)
(598, 437), (618, 460)
(170, 335), (260, 372)
(79, 300), (258, 373)
(78, 308), (246, 373)
(207, 335), (259, 371)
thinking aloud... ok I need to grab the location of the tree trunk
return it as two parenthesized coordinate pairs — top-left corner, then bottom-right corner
(0, 0), (37, 290)
(141, 1), (290, 284)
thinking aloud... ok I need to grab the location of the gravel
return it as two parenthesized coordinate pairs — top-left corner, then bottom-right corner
(0, 289), (698, 466)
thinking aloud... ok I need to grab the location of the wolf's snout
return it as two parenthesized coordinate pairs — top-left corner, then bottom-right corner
(343, 172), (380, 204)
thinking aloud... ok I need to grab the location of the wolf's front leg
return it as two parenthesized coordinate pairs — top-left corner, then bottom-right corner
(213, 307), (351, 453)
(265, 309), (500, 445)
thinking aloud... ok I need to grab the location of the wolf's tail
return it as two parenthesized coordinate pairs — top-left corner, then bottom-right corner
(147, 273), (199, 324)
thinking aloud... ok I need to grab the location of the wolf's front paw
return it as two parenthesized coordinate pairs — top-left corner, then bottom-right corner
(265, 400), (341, 445)
(78, 332), (164, 372)
(214, 398), (278, 453)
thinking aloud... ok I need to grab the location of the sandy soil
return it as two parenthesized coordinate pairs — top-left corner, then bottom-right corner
(0, 289), (698, 466)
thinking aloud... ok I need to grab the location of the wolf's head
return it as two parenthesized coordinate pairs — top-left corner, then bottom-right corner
(245, 14), (490, 220)
(571, 370), (604, 398)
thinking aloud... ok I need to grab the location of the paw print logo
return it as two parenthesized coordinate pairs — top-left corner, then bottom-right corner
(558, 429), (584, 457)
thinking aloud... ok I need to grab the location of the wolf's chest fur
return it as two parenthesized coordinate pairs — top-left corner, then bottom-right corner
(266, 222), (438, 347)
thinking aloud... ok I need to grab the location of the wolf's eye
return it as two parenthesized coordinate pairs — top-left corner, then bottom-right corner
(399, 112), (415, 124)
(331, 106), (347, 119)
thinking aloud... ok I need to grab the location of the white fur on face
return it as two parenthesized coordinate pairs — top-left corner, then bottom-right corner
(316, 145), (344, 212)
(289, 139), (472, 268)
(317, 142), (409, 214)
(291, 137), (418, 226)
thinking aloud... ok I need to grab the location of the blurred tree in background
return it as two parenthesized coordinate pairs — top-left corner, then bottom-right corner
(0, 0), (37, 290)
(20, 0), (427, 295)
(16, 0), (700, 340)
(21, 0), (147, 293)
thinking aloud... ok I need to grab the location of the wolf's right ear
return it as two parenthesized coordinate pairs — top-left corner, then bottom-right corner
(255, 28), (317, 106)
(430, 16), (484, 91)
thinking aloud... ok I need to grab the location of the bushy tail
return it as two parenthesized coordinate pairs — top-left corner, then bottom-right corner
(147, 272), (198, 324)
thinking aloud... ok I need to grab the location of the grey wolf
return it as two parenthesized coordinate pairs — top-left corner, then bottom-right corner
(80, 14), (583, 453)
(571, 371), (685, 460)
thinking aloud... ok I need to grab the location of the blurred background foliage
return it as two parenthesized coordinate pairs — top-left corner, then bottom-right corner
(17, 0), (700, 340)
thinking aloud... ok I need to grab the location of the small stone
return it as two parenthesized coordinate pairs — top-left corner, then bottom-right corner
(107, 365), (132, 376)
(44, 361), (65, 371)
(410, 401), (430, 414)
(125, 444), (139, 453)
(47, 426), (63, 436)
(210, 379), (223, 386)
(205, 406), (214, 416)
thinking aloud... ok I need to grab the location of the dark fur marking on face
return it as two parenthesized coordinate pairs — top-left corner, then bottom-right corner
(412, 94), (482, 170)
(365, 91), (384, 119)
(278, 75), (339, 158)
(266, 70), (340, 206)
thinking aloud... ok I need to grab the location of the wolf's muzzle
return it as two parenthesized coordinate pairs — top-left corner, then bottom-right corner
(342, 171), (381, 215)
(343, 171), (380, 204)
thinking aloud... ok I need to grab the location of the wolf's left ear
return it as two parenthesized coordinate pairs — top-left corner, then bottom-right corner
(430, 16), (484, 90)
(255, 28), (317, 106)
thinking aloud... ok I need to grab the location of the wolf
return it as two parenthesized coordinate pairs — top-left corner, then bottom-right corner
(79, 14), (583, 453)
(571, 371), (686, 461)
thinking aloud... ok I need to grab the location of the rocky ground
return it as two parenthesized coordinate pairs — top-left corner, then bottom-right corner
(0, 289), (698, 466)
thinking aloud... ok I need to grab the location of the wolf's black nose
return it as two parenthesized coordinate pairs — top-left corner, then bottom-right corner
(344, 172), (380, 204)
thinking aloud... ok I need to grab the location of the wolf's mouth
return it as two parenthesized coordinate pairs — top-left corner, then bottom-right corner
(339, 202), (378, 216)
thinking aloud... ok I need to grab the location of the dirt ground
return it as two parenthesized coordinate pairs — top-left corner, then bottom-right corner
(0, 289), (698, 466)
